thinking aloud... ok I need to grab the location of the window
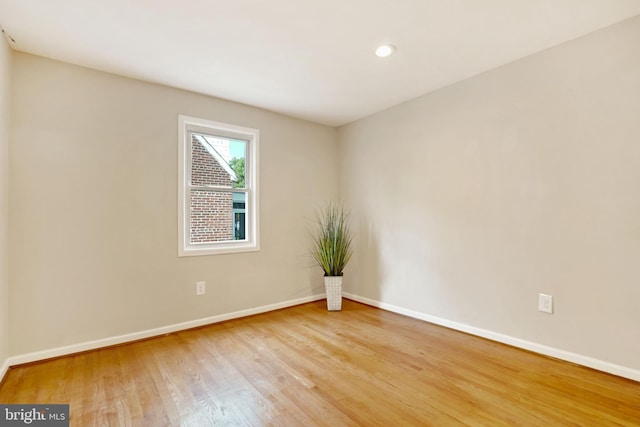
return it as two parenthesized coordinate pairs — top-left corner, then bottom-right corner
(178, 115), (259, 256)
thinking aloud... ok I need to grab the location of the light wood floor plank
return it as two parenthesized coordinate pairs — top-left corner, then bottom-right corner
(1, 299), (638, 426)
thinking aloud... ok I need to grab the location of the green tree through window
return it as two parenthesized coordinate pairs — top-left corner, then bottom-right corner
(230, 157), (245, 188)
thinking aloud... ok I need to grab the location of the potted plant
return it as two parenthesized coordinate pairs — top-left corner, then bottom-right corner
(312, 202), (353, 311)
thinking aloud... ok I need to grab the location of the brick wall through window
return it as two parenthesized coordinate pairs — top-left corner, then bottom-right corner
(190, 136), (234, 243)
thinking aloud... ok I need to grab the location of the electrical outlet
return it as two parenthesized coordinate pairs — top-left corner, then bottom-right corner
(196, 281), (206, 295)
(538, 293), (553, 314)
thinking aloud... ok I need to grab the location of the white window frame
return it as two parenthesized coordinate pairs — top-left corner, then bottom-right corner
(178, 115), (259, 256)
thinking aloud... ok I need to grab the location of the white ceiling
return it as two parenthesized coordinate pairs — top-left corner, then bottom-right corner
(1, 1), (640, 127)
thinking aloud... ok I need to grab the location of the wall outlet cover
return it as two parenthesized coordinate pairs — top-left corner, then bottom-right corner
(538, 293), (553, 314)
(196, 281), (206, 295)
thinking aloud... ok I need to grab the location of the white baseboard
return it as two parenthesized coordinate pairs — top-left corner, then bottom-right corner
(343, 293), (640, 382)
(8, 294), (326, 367)
(8, 292), (638, 383)
(0, 357), (8, 383)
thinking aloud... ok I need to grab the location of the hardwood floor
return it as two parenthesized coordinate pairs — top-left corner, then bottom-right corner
(1, 299), (639, 426)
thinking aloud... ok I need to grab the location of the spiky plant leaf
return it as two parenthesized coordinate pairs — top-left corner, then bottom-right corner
(312, 203), (353, 276)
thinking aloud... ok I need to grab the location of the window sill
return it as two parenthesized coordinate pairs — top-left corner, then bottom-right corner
(178, 243), (260, 257)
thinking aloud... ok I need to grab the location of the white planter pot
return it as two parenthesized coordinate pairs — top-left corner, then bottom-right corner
(324, 276), (343, 311)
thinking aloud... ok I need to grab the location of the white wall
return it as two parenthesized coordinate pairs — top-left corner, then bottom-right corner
(9, 53), (337, 355)
(0, 36), (11, 371)
(338, 16), (640, 372)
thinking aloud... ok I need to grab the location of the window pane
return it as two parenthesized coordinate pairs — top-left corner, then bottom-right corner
(191, 134), (246, 189)
(190, 190), (235, 243)
(229, 140), (246, 189)
(232, 192), (246, 240)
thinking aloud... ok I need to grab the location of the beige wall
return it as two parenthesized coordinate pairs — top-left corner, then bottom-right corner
(9, 53), (337, 355)
(338, 16), (640, 370)
(0, 37), (11, 366)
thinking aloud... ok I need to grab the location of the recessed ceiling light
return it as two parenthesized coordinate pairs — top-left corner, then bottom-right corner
(375, 44), (395, 57)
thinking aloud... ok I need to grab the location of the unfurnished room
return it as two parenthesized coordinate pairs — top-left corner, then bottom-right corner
(0, 1), (639, 425)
